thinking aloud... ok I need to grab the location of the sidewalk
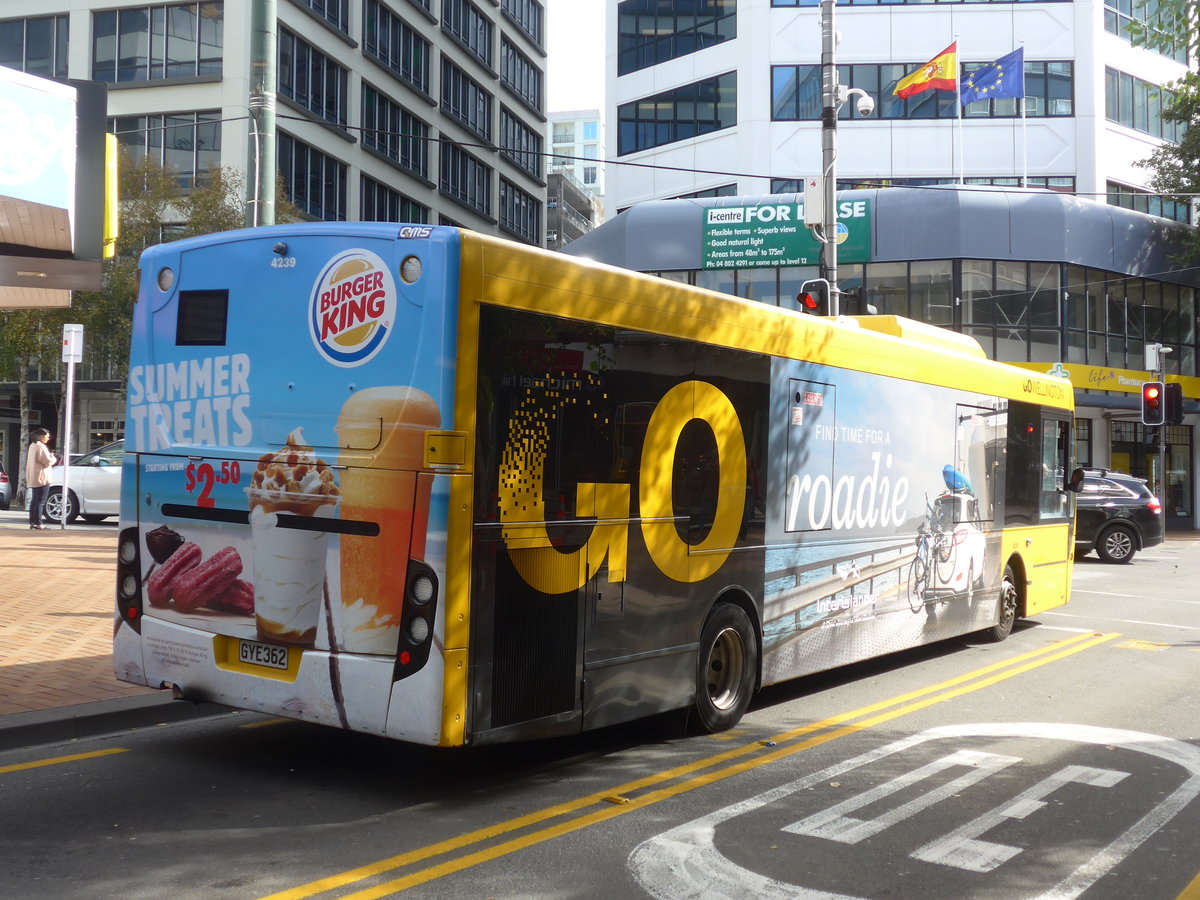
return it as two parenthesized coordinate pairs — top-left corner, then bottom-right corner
(0, 510), (224, 749)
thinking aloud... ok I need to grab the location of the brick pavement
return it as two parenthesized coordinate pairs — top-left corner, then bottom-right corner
(0, 521), (155, 717)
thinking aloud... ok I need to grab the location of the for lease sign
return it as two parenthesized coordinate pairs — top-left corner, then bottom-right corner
(702, 200), (871, 269)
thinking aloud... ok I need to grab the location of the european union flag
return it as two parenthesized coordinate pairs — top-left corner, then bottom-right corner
(960, 47), (1025, 106)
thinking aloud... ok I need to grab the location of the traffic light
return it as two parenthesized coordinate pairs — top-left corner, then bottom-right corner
(1141, 381), (1165, 425)
(797, 279), (830, 315)
(1165, 381), (1184, 425)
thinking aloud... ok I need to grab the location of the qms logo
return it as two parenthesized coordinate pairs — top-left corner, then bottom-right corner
(309, 249), (396, 367)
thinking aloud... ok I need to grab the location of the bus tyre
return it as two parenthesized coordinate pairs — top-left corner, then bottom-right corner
(694, 603), (757, 733)
(44, 487), (79, 524)
(985, 565), (1019, 643)
(1096, 524), (1136, 564)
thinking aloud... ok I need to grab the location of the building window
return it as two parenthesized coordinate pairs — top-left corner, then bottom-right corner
(299, 0), (349, 32)
(674, 184), (737, 200)
(501, 37), (543, 113)
(618, 0), (736, 76)
(501, 0), (543, 47)
(440, 141), (492, 215)
(552, 123), (575, 144)
(771, 0), (1071, 4)
(441, 59), (493, 140)
(1108, 181), (1191, 224)
(278, 131), (346, 221)
(363, 0), (430, 96)
(361, 175), (429, 223)
(583, 121), (599, 142)
(362, 84), (429, 178)
(0, 15), (69, 79)
(772, 61), (1073, 121)
(92, 2), (223, 82)
(279, 27), (348, 127)
(499, 178), (540, 244)
(1105, 67), (1184, 142)
(1104, 0), (1188, 64)
(583, 166), (597, 185)
(500, 108), (543, 178)
(618, 72), (737, 155)
(442, 0), (492, 67)
(112, 111), (222, 186)
(773, 176), (1078, 194)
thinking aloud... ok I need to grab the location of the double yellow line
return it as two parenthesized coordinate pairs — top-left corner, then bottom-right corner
(260, 630), (1118, 900)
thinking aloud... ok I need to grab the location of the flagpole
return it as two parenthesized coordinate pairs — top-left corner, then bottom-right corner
(1020, 41), (1027, 187)
(955, 33), (963, 185)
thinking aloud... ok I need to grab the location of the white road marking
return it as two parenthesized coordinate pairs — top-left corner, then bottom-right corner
(1042, 611), (1200, 631)
(628, 723), (1200, 900)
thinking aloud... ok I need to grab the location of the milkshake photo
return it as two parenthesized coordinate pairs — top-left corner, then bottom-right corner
(247, 429), (340, 646)
(336, 385), (440, 654)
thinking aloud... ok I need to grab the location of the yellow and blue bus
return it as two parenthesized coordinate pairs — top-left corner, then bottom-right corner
(114, 223), (1077, 746)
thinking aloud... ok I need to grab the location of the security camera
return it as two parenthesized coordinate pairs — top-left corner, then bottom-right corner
(855, 94), (875, 117)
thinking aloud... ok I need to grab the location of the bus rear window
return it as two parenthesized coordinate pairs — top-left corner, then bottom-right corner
(177, 290), (229, 345)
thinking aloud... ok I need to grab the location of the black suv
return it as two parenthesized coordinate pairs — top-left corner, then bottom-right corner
(1074, 470), (1164, 563)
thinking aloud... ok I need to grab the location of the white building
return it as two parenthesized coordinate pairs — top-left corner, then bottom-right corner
(606, 0), (1191, 220)
(0, 0), (548, 241)
(548, 108), (605, 211)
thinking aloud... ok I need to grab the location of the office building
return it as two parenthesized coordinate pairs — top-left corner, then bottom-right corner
(0, 0), (548, 474)
(609, 0), (1190, 218)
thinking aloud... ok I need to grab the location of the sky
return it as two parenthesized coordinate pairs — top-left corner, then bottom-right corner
(546, 0), (606, 112)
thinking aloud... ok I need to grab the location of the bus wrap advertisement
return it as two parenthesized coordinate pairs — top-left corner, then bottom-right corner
(116, 229), (458, 741)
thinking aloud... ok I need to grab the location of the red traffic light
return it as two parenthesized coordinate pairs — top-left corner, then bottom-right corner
(799, 292), (820, 311)
(1142, 381), (1165, 425)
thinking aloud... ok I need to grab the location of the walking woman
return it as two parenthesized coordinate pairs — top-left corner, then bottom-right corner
(26, 428), (55, 530)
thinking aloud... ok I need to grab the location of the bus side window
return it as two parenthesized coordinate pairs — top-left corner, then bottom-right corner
(1039, 417), (1071, 520)
(1003, 402), (1040, 525)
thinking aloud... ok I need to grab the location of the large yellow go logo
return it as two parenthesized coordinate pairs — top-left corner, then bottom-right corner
(499, 379), (746, 594)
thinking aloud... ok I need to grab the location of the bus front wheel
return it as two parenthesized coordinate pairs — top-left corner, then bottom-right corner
(693, 603), (758, 733)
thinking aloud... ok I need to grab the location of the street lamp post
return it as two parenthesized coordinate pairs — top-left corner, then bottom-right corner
(819, 0), (839, 315)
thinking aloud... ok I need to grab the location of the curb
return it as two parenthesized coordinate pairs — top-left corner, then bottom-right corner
(0, 693), (232, 752)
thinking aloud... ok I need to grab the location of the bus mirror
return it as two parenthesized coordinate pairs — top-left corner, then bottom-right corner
(1068, 467), (1086, 493)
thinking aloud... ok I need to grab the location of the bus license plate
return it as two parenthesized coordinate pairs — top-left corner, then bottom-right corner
(239, 639), (290, 670)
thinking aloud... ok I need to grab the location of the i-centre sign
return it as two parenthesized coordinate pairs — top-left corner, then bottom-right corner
(702, 200), (872, 270)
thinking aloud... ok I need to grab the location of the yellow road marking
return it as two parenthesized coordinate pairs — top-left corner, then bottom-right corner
(259, 631), (1118, 900)
(1177, 870), (1200, 899)
(0, 747), (127, 774)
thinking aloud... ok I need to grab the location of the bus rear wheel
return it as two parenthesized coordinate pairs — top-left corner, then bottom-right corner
(693, 603), (757, 733)
(984, 564), (1019, 643)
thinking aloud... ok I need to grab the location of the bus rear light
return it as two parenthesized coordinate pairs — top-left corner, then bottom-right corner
(412, 575), (434, 605)
(408, 616), (430, 644)
(116, 526), (144, 634)
(393, 559), (439, 682)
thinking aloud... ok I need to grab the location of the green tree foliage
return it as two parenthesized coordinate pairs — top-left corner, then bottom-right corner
(1129, 0), (1200, 263)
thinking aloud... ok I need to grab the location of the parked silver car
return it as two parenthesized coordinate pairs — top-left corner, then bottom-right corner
(0, 458), (11, 510)
(44, 440), (124, 523)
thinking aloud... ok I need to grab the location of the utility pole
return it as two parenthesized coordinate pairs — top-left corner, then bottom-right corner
(246, 0), (277, 228)
(819, 0), (839, 315)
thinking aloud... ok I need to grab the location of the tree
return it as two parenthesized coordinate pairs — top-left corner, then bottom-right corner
(1129, 1), (1200, 263)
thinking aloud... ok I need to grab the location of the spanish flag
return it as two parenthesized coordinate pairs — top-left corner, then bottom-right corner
(893, 42), (958, 99)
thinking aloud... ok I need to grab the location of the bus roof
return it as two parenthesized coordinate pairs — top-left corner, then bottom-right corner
(464, 230), (1074, 413)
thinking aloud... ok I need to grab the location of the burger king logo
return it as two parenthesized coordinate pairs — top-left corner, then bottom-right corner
(309, 249), (396, 367)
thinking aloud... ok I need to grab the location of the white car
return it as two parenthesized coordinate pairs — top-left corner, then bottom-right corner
(44, 439), (124, 524)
